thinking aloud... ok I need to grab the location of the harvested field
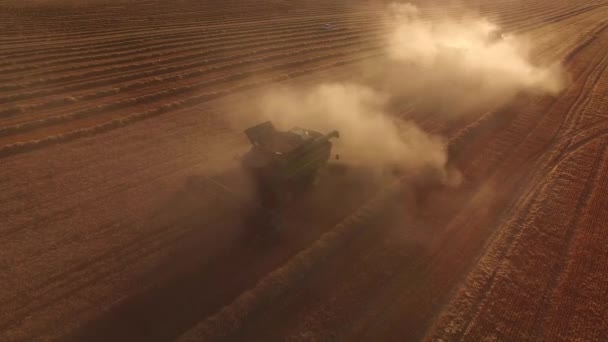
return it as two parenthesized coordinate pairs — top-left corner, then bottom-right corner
(1, 0), (608, 341)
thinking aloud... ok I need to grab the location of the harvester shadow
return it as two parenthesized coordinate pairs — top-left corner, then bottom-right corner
(63, 162), (383, 342)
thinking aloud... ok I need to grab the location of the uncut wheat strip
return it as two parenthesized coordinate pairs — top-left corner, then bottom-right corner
(425, 25), (608, 340)
(425, 105), (583, 340)
(520, 53), (608, 337)
(530, 141), (608, 338)
(541, 144), (608, 340)
(426, 18), (604, 334)
(461, 140), (604, 340)
(418, 24), (608, 334)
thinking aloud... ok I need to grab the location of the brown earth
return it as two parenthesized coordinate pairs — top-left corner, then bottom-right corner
(1, 0), (608, 341)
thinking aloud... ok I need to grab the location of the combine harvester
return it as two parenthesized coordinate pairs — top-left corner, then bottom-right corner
(240, 121), (340, 233)
(199, 121), (341, 236)
(240, 121), (340, 209)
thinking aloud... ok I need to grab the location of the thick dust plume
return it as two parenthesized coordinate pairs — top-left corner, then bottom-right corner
(376, 2), (566, 117)
(256, 82), (450, 181)
(234, 2), (567, 185)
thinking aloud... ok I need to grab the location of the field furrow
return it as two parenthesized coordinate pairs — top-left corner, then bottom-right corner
(428, 14), (608, 340)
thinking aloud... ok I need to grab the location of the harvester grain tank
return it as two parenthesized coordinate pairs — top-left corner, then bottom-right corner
(240, 121), (340, 208)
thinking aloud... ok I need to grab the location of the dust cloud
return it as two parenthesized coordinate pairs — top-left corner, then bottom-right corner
(377, 2), (566, 117)
(258, 83), (448, 176)
(238, 3), (566, 185)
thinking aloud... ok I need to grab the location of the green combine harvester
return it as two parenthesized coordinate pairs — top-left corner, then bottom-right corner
(240, 121), (340, 209)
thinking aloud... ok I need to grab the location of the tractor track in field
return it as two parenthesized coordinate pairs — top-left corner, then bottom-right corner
(530, 141), (608, 339)
(427, 13), (608, 340)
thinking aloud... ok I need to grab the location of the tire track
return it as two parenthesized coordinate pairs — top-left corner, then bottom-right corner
(530, 142), (608, 340)
(427, 18), (608, 340)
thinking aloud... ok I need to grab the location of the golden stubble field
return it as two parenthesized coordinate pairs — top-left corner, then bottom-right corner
(1, 0), (608, 341)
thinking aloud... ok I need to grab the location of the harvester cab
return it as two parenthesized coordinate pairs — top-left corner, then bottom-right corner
(241, 121), (340, 209)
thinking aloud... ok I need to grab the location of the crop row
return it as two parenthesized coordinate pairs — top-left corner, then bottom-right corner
(0, 1), (580, 105)
(4, 0), (600, 156)
(0, 7), (377, 53)
(0, 21), (382, 82)
(0, 0), (576, 82)
(0, 0), (547, 59)
(427, 23), (608, 340)
(0, 52), (381, 159)
(0, 34), (384, 118)
(0, 12), (379, 64)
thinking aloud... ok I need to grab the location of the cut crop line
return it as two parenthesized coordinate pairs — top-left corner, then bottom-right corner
(0, 29), (383, 98)
(0, 32), (382, 109)
(0, 53), (381, 159)
(0, 16), (382, 72)
(0, 9), (380, 50)
(0, 45), (382, 137)
(0, 9), (377, 49)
